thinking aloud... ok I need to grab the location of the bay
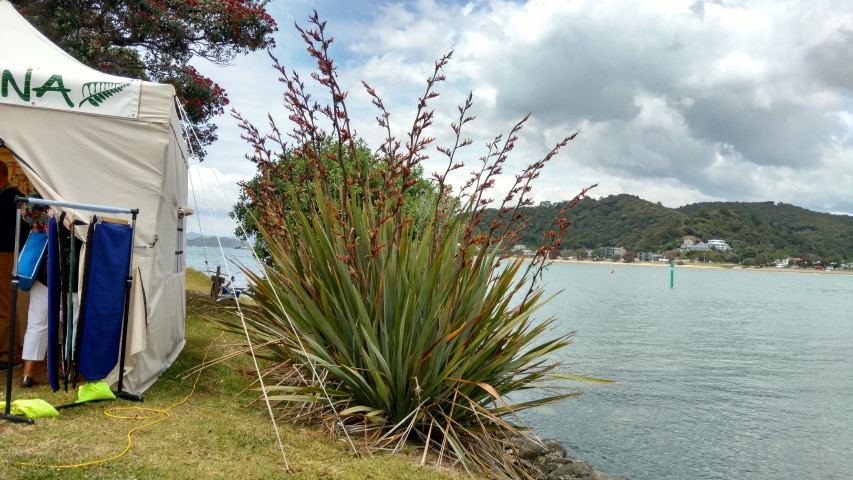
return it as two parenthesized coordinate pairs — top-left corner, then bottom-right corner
(520, 261), (853, 480)
(184, 247), (853, 479)
(185, 245), (261, 287)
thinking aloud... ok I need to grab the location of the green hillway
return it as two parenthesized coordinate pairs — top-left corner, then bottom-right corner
(503, 194), (853, 262)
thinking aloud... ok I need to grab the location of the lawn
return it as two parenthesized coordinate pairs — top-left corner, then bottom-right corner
(0, 269), (459, 479)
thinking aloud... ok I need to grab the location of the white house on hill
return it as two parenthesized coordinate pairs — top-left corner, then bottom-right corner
(707, 239), (732, 251)
(680, 237), (731, 252)
(679, 238), (710, 251)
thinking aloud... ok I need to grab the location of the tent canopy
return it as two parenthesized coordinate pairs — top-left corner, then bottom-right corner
(0, 0), (189, 395)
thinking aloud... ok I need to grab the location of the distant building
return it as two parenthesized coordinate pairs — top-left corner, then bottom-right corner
(707, 239), (732, 251)
(679, 237), (711, 251)
(603, 246), (626, 258)
(681, 235), (700, 245)
(511, 244), (536, 257)
(680, 240), (710, 251)
(680, 238), (731, 251)
(637, 252), (664, 262)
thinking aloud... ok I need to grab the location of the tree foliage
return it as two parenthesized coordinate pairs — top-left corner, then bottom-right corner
(490, 194), (853, 262)
(15, 0), (278, 156)
(230, 137), (438, 262)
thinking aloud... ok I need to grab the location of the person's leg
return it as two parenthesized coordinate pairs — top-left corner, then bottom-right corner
(21, 281), (48, 386)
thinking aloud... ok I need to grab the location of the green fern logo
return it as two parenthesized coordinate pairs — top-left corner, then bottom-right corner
(78, 81), (131, 107)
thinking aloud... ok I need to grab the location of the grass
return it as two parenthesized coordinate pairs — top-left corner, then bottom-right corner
(0, 269), (461, 479)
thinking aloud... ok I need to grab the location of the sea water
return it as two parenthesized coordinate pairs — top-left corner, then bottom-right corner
(185, 245), (260, 287)
(184, 249), (853, 479)
(520, 262), (853, 480)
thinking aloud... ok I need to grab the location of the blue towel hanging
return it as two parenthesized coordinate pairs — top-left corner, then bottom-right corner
(77, 222), (132, 381)
(46, 218), (61, 392)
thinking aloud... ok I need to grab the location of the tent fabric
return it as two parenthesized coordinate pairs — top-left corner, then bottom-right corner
(0, 0), (141, 119)
(126, 266), (148, 356)
(0, 0), (188, 395)
(78, 222), (132, 381)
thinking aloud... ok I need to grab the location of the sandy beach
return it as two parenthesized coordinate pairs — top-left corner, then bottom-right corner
(542, 258), (853, 275)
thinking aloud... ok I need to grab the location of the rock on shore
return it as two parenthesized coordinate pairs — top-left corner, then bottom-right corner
(509, 436), (628, 480)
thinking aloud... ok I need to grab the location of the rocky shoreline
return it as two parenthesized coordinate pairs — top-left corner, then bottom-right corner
(510, 435), (627, 480)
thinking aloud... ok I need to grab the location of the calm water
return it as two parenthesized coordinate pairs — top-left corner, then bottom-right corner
(185, 248), (853, 479)
(520, 262), (853, 480)
(185, 245), (260, 286)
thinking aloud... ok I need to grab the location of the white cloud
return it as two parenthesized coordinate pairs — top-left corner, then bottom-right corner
(188, 0), (853, 236)
(185, 165), (248, 236)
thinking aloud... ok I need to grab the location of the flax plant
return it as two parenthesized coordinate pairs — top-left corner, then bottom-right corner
(223, 11), (600, 478)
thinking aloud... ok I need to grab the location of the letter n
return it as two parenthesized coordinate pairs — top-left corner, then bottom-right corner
(1, 68), (32, 101)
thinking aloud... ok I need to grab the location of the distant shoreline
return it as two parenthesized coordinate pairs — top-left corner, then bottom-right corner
(529, 258), (853, 275)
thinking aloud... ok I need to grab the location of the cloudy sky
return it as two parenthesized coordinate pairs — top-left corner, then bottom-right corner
(189, 0), (853, 236)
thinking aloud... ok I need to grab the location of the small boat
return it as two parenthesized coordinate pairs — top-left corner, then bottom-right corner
(216, 277), (245, 303)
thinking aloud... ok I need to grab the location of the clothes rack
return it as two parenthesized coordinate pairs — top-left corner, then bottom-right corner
(2, 196), (139, 425)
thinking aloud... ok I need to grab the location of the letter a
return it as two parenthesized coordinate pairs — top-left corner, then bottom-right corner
(33, 74), (74, 107)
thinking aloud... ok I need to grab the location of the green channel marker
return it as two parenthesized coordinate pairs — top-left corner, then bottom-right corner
(670, 259), (674, 288)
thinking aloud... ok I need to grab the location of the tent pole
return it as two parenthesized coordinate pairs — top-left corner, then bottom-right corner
(2, 196), (34, 424)
(114, 209), (142, 402)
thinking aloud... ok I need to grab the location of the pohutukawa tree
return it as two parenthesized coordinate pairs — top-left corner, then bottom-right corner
(230, 137), (440, 263)
(15, 0), (278, 156)
(219, 11), (601, 478)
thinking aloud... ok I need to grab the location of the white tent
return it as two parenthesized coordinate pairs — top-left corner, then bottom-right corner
(0, 0), (189, 395)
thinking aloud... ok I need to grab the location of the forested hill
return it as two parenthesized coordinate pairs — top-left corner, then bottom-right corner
(502, 194), (853, 260)
(186, 235), (243, 248)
